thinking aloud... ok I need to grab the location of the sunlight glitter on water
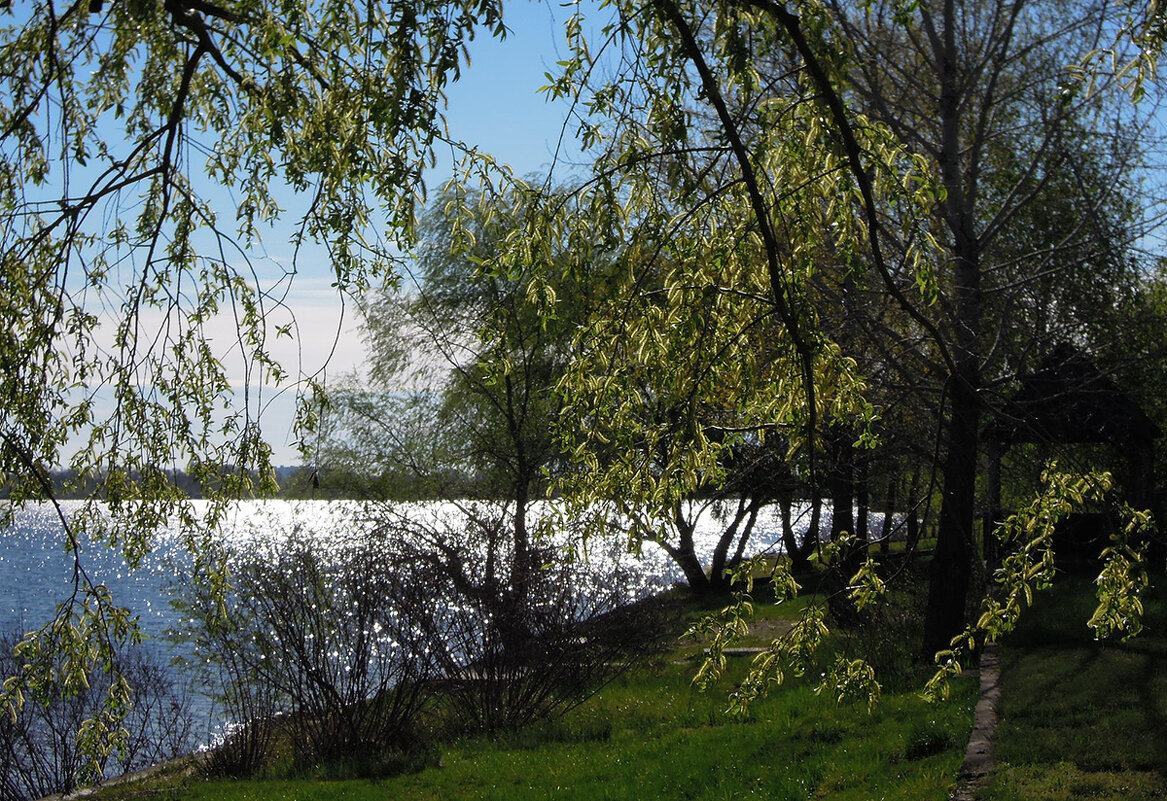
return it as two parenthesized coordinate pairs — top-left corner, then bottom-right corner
(1, 497), (856, 745)
(1, 497), (839, 635)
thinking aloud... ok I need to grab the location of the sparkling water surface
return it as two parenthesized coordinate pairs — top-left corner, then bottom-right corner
(1, 498), (856, 744)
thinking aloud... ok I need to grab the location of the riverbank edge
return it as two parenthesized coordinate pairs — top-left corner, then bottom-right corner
(37, 753), (203, 801)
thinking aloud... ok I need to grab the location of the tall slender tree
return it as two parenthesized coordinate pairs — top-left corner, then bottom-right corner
(821, 0), (1157, 652)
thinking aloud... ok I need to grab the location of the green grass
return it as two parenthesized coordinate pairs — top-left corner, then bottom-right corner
(93, 583), (977, 801)
(94, 565), (1167, 801)
(165, 668), (974, 801)
(983, 574), (1167, 801)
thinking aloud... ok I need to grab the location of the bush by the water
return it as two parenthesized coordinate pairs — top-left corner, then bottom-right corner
(0, 631), (193, 801)
(180, 503), (655, 778)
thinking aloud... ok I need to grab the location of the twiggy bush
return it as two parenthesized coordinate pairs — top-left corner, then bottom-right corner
(0, 631), (193, 801)
(184, 523), (440, 777)
(375, 503), (658, 736)
(180, 588), (281, 778)
(184, 505), (658, 774)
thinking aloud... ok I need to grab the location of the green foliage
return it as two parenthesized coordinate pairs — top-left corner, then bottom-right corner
(1088, 520), (1151, 640)
(0, 0), (507, 768)
(321, 180), (613, 500)
(690, 552), (898, 718)
(543, 0), (943, 595)
(924, 466), (1152, 702)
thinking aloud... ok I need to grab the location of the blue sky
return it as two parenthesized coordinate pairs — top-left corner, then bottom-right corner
(442, 0), (598, 178)
(256, 0), (606, 462)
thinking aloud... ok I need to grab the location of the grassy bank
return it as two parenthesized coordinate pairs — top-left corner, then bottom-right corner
(77, 562), (1167, 801)
(982, 574), (1167, 801)
(90, 584), (977, 801)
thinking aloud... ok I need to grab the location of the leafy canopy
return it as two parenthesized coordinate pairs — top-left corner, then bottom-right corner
(0, 0), (1162, 767)
(0, 0), (505, 775)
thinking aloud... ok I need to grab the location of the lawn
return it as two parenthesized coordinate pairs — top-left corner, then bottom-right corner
(83, 559), (1167, 801)
(93, 581), (978, 801)
(983, 573), (1167, 801)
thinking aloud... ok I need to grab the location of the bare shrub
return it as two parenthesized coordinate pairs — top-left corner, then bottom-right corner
(177, 567), (281, 778)
(184, 524), (441, 776)
(376, 503), (658, 735)
(183, 504), (658, 773)
(0, 631), (193, 801)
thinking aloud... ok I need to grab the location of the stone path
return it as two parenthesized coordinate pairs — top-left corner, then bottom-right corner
(951, 643), (1002, 801)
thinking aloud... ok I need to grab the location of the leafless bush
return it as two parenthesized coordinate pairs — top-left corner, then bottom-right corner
(178, 577), (281, 778)
(375, 503), (659, 735)
(185, 525), (441, 776)
(182, 504), (659, 773)
(0, 632), (193, 801)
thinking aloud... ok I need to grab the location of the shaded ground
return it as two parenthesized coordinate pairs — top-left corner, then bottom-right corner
(982, 575), (1167, 801)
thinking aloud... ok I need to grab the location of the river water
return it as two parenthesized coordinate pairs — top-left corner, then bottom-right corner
(0, 498), (839, 747)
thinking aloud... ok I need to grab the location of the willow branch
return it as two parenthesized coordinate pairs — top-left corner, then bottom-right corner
(744, 0), (957, 376)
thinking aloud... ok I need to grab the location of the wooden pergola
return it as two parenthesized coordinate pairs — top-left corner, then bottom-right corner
(981, 345), (1161, 559)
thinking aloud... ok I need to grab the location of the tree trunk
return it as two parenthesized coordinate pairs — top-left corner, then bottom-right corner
(905, 468), (924, 553)
(779, 490), (810, 570)
(855, 453), (869, 544)
(879, 472), (897, 555)
(724, 497), (762, 575)
(829, 432), (855, 542)
(923, 365), (978, 656)
(809, 488), (824, 561)
(674, 547), (715, 594)
(672, 502), (723, 595)
(921, 0), (983, 657)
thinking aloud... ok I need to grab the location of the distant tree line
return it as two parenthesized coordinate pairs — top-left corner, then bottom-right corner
(5, 463), (583, 502)
(8, 466), (306, 501)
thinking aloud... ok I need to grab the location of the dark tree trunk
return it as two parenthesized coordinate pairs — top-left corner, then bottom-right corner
(829, 432), (855, 543)
(674, 547), (716, 594)
(905, 468), (924, 553)
(924, 365), (978, 655)
(879, 472), (897, 555)
(720, 496), (762, 577)
(921, 0), (983, 657)
(923, 233), (982, 655)
(671, 502), (726, 595)
(855, 453), (869, 544)
(809, 488), (824, 560)
(779, 490), (811, 570)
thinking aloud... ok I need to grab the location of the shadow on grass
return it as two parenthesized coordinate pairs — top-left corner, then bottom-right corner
(987, 572), (1167, 800)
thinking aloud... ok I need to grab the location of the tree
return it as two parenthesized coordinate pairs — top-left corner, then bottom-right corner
(321, 176), (592, 635)
(321, 179), (619, 574)
(820, 0), (1158, 653)
(2, 0), (1161, 759)
(544, 0), (937, 605)
(0, 0), (508, 767)
(540, 0), (1161, 706)
(318, 183), (655, 735)
(555, 235), (876, 594)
